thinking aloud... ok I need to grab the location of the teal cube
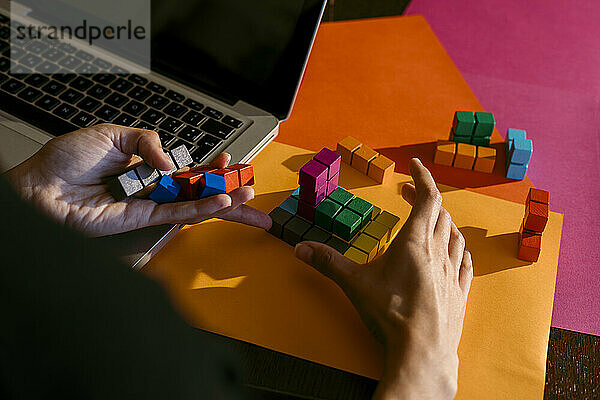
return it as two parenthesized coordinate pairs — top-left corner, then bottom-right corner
(474, 112), (495, 137)
(279, 196), (298, 215)
(314, 198), (343, 231)
(452, 111), (475, 137)
(328, 187), (355, 207)
(471, 136), (491, 146)
(347, 197), (374, 226)
(333, 209), (362, 241)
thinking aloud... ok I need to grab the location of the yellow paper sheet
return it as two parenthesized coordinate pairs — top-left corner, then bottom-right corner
(144, 142), (562, 399)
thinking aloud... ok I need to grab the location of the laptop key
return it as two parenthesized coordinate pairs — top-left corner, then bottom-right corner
(35, 95), (60, 111)
(0, 57), (9, 71)
(222, 115), (243, 128)
(113, 113), (137, 127)
(201, 118), (234, 140)
(191, 135), (221, 163)
(53, 72), (76, 84)
(58, 56), (82, 69)
(105, 92), (128, 107)
(87, 84), (110, 100)
(41, 48), (65, 62)
(92, 73), (116, 85)
(3, 47), (25, 60)
(140, 109), (165, 125)
(71, 111), (96, 127)
(35, 61), (59, 74)
(70, 76), (93, 91)
(158, 117), (184, 133)
(76, 63), (99, 75)
(75, 50), (94, 62)
(145, 94), (168, 109)
(0, 73), (8, 84)
(128, 85), (151, 101)
(57, 42), (77, 53)
(182, 110), (204, 126)
(77, 96), (101, 112)
(163, 102), (188, 118)
(42, 81), (66, 96)
(10, 65), (32, 75)
(183, 98), (203, 111)
(110, 78), (133, 93)
(202, 106), (223, 120)
(53, 103), (78, 119)
(165, 90), (185, 102)
(1, 78), (25, 93)
(135, 121), (156, 131)
(94, 104), (119, 121)
(59, 88), (84, 104)
(168, 139), (194, 152)
(24, 74), (49, 88)
(20, 53), (43, 68)
(93, 58), (111, 70)
(25, 40), (48, 54)
(122, 100), (147, 116)
(17, 86), (43, 102)
(128, 74), (148, 86)
(110, 66), (128, 75)
(158, 130), (174, 146)
(147, 81), (166, 94)
(178, 126), (202, 142)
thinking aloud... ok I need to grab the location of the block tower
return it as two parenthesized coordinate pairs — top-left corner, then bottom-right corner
(451, 111), (495, 146)
(505, 129), (533, 180)
(517, 188), (549, 262)
(297, 148), (341, 220)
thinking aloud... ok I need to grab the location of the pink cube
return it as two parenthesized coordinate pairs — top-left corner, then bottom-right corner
(299, 159), (328, 192)
(314, 148), (342, 180)
(326, 173), (339, 196)
(297, 199), (317, 221)
(299, 182), (326, 205)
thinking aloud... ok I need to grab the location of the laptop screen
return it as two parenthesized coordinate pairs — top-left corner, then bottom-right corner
(151, 0), (326, 121)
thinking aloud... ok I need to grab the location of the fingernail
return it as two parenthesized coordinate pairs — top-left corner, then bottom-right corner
(294, 243), (313, 262)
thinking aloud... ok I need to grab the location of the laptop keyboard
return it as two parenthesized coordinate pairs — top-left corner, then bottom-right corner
(0, 14), (246, 164)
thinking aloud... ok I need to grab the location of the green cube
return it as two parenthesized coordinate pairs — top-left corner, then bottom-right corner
(267, 207), (294, 238)
(452, 133), (472, 144)
(314, 198), (343, 231)
(474, 112), (495, 137)
(328, 187), (354, 207)
(347, 197), (374, 226)
(452, 111), (475, 137)
(302, 225), (331, 244)
(326, 236), (351, 254)
(471, 136), (491, 146)
(333, 209), (362, 241)
(282, 216), (312, 246)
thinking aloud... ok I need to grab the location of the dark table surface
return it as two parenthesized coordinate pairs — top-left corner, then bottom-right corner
(221, 1), (600, 399)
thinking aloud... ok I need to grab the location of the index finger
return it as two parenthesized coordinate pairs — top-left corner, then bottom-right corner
(404, 158), (442, 237)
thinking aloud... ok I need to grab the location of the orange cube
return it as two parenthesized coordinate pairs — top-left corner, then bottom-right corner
(210, 168), (240, 193)
(351, 145), (379, 175)
(433, 140), (456, 166)
(336, 136), (362, 164)
(227, 164), (255, 186)
(474, 146), (496, 173)
(368, 154), (395, 184)
(518, 222), (542, 262)
(453, 143), (476, 170)
(173, 171), (205, 200)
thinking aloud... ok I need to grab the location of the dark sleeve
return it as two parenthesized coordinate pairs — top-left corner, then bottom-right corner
(0, 176), (242, 400)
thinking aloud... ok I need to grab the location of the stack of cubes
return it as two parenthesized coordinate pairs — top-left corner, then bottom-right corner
(335, 136), (395, 184)
(517, 188), (549, 262)
(505, 128), (533, 180)
(433, 141), (497, 173)
(451, 111), (495, 146)
(297, 148), (341, 220)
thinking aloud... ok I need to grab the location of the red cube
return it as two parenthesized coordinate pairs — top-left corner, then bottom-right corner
(517, 222), (542, 262)
(173, 171), (205, 200)
(227, 164), (255, 186)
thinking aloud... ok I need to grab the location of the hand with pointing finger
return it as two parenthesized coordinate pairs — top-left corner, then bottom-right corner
(295, 158), (472, 400)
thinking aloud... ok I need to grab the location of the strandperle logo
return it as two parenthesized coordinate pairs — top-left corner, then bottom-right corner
(15, 19), (147, 46)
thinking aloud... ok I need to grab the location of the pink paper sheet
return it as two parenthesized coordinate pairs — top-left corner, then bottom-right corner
(405, 0), (600, 335)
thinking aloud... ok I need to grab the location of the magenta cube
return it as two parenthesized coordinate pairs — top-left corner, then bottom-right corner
(297, 199), (318, 221)
(300, 182), (326, 205)
(314, 148), (341, 180)
(326, 173), (339, 196)
(299, 159), (328, 191)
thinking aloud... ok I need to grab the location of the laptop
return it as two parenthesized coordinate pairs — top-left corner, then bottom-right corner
(0, 0), (327, 269)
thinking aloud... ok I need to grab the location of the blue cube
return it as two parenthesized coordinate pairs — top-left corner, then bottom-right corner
(198, 185), (226, 199)
(204, 172), (227, 192)
(506, 162), (528, 180)
(149, 175), (181, 204)
(506, 128), (527, 158)
(280, 196), (298, 215)
(510, 137), (533, 165)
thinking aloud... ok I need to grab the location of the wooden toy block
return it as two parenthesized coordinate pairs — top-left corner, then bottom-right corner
(517, 223), (542, 262)
(279, 196), (299, 215)
(159, 151), (178, 176)
(314, 148), (342, 179)
(169, 144), (194, 169)
(506, 162), (528, 180)
(471, 136), (491, 146)
(506, 128), (526, 155)
(351, 145), (379, 175)
(351, 233), (379, 262)
(347, 197), (374, 227)
(362, 220), (389, 252)
(199, 186), (226, 198)
(344, 246), (368, 264)
(528, 188), (549, 205)
(474, 146), (496, 173)
(149, 175), (181, 204)
(336, 136), (362, 164)
(473, 112), (495, 137)
(299, 159), (328, 192)
(333, 208), (362, 241)
(375, 211), (401, 241)
(433, 140), (456, 166)
(453, 143), (477, 170)
(299, 182), (326, 205)
(452, 111), (476, 137)
(451, 131), (472, 144)
(108, 169), (144, 200)
(297, 199), (318, 221)
(173, 171), (205, 200)
(267, 207), (294, 238)
(291, 187), (300, 198)
(326, 236), (351, 254)
(282, 216), (312, 246)
(524, 199), (549, 232)
(368, 154), (395, 184)
(212, 168), (240, 192)
(510, 136), (533, 165)
(314, 198), (343, 231)
(371, 205), (382, 220)
(326, 173), (339, 196)
(302, 225), (332, 244)
(227, 163), (254, 186)
(189, 165), (217, 173)
(328, 187), (355, 207)
(135, 163), (161, 187)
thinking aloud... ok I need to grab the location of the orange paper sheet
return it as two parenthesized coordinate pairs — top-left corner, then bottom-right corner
(144, 141), (562, 400)
(278, 15), (534, 204)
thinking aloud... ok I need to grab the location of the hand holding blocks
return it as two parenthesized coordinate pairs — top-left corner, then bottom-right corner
(336, 136), (395, 184)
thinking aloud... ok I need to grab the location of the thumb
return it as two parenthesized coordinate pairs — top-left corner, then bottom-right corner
(103, 125), (174, 171)
(295, 241), (358, 292)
